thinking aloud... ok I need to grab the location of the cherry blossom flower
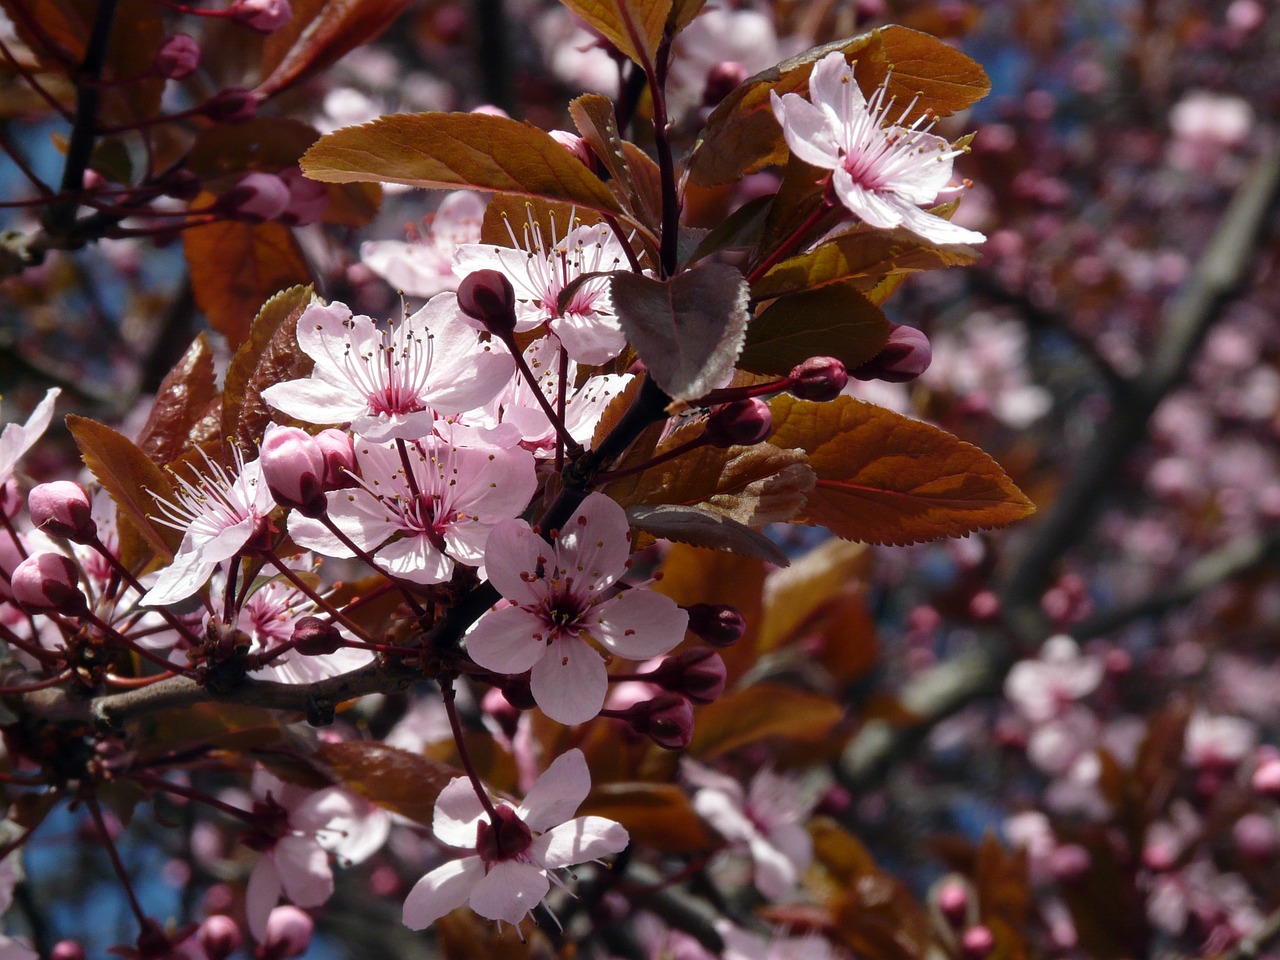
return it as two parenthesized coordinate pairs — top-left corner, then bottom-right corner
(360, 191), (487, 298)
(453, 211), (630, 365)
(142, 448), (275, 607)
(683, 760), (817, 900)
(465, 493), (688, 724)
(289, 433), (536, 584)
(242, 771), (389, 941)
(1004, 635), (1104, 724)
(0, 387), (58, 486)
(261, 298), (513, 443)
(770, 52), (985, 245)
(402, 749), (628, 929)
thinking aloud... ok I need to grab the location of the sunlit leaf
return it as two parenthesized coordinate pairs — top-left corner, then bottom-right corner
(258, 0), (412, 96)
(559, 0), (669, 68)
(768, 395), (1035, 545)
(759, 538), (869, 650)
(302, 113), (624, 215)
(317, 741), (458, 826)
(135, 335), (217, 466)
(688, 683), (843, 758)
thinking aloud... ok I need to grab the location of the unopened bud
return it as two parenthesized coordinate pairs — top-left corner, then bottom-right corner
(620, 693), (694, 750)
(703, 61), (748, 107)
(960, 925), (995, 960)
(291, 617), (343, 656)
(226, 172), (291, 222)
(50, 942), (85, 960)
(278, 166), (329, 227)
(935, 877), (970, 926)
(29, 481), (96, 542)
(155, 33), (201, 79)
(1234, 812), (1279, 860)
(1253, 757), (1280, 799)
(686, 603), (745, 647)
(159, 167), (201, 201)
(788, 356), (848, 402)
(1048, 843), (1091, 881)
(0, 479), (21, 519)
(11, 552), (87, 616)
(314, 429), (356, 489)
(481, 685), (521, 739)
(260, 425), (327, 516)
(549, 130), (593, 166)
(202, 87), (259, 123)
(646, 648), (726, 703)
(851, 323), (932, 383)
(261, 906), (313, 959)
(197, 915), (242, 960)
(457, 269), (518, 336)
(496, 671), (538, 711)
(229, 0), (293, 33)
(705, 398), (772, 447)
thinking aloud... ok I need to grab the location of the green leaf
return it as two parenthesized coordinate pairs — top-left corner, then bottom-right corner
(611, 263), (749, 404)
(689, 683), (843, 758)
(753, 220), (979, 300)
(627, 504), (790, 565)
(317, 741), (458, 826)
(302, 113), (624, 216)
(135, 335), (218, 466)
(740, 281), (889, 376)
(768, 395), (1036, 545)
(559, 0), (670, 69)
(221, 285), (315, 451)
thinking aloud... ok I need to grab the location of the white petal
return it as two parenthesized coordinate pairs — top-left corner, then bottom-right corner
(532, 815), (630, 869)
(748, 833), (799, 900)
(807, 52), (864, 131)
(465, 604), (548, 675)
(469, 860), (549, 924)
(529, 636), (608, 725)
(275, 836), (334, 907)
(483, 519), (550, 607)
(692, 789), (756, 844)
(591, 590), (688, 660)
(141, 551), (215, 607)
(433, 775), (489, 847)
(245, 855), (283, 941)
(550, 310), (627, 366)
(402, 857), (484, 930)
(771, 92), (841, 169)
(262, 378), (368, 426)
(376, 534), (455, 585)
(831, 171), (906, 230)
(518, 748), (589, 832)
(555, 493), (630, 596)
(895, 202), (987, 245)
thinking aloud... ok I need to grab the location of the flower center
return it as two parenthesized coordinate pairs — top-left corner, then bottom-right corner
(476, 804), (533, 863)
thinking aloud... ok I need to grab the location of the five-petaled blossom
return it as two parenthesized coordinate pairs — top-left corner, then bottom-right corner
(402, 749), (628, 929)
(262, 297), (514, 442)
(454, 210), (630, 365)
(770, 52), (985, 245)
(465, 493), (689, 724)
(142, 447), (275, 607)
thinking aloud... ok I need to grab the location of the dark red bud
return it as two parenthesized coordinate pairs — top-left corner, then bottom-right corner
(158, 168), (201, 201)
(960, 925), (995, 960)
(225, 172), (291, 222)
(705, 398), (772, 447)
(197, 915), (242, 960)
(686, 603), (746, 646)
(291, 617), (343, 656)
(28, 481), (96, 542)
(457, 269), (518, 336)
(935, 878), (970, 926)
(495, 671), (538, 711)
(646, 648), (726, 703)
(202, 88), (259, 123)
(622, 693), (694, 750)
(703, 61), (749, 107)
(788, 356), (848, 401)
(851, 323), (932, 383)
(229, 0), (293, 33)
(314, 429), (357, 490)
(261, 906), (313, 959)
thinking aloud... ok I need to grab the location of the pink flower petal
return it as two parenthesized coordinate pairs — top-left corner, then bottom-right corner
(530, 636), (608, 725)
(484, 519), (549, 607)
(433, 776), (489, 847)
(246, 855), (283, 941)
(518, 748), (590, 832)
(555, 493), (631, 596)
(468, 859), (549, 924)
(466, 604), (549, 675)
(402, 857), (485, 930)
(591, 589), (687, 660)
(275, 836), (334, 908)
(533, 815), (630, 869)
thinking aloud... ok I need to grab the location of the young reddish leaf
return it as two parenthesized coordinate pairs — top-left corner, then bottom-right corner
(301, 113), (624, 216)
(183, 209), (312, 350)
(578, 783), (713, 853)
(740, 281), (889, 376)
(810, 816), (878, 884)
(221, 284), (315, 450)
(258, 0), (413, 97)
(769, 395), (1036, 545)
(759, 538), (870, 651)
(135, 335), (218, 466)
(689, 683), (843, 758)
(687, 26), (988, 187)
(316, 741), (457, 826)
(667, 0), (709, 34)
(187, 118), (321, 176)
(611, 263), (749, 405)
(322, 181), (382, 227)
(753, 223), (980, 299)
(559, 0), (669, 69)
(66, 415), (181, 567)
(627, 504), (790, 566)
(688, 195), (773, 264)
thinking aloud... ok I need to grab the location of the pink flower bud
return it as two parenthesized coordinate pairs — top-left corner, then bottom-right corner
(705, 399), (772, 447)
(291, 616), (343, 656)
(960, 925), (995, 960)
(51, 942), (85, 960)
(621, 693), (694, 750)
(496, 671), (538, 711)
(202, 87), (259, 123)
(278, 167), (329, 227)
(29, 481), (96, 542)
(457, 269), (518, 336)
(1, 479), (22, 519)
(788, 356), (848, 402)
(261, 906), (313, 958)
(314, 429), (356, 489)
(1253, 757), (1280, 798)
(197, 915), (242, 960)
(646, 648), (726, 703)
(155, 33), (201, 79)
(226, 172), (291, 222)
(685, 603), (745, 647)
(481, 685), (521, 739)
(703, 60), (748, 107)
(851, 323), (932, 382)
(260, 425), (327, 516)
(935, 877), (970, 926)
(1234, 812), (1279, 860)
(11, 552), (87, 616)
(549, 130), (594, 166)
(229, 0), (292, 33)
(1048, 843), (1091, 881)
